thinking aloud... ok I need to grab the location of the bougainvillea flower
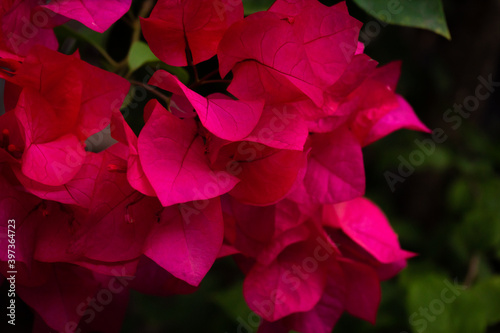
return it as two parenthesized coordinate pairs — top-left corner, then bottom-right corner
(0, 150), (151, 275)
(41, 0), (132, 33)
(142, 0), (243, 66)
(327, 229), (411, 281)
(323, 197), (415, 264)
(222, 197), (319, 265)
(237, 199), (412, 332)
(137, 100), (239, 206)
(0, 174), (127, 331)
(209, 139), (307, 205)
(243, 240), (329, 322)
(111, 110), (156, 197)
(43, 149), (159, 266)
(144, 198), (224, 286)
(229, 147), (306, 205)
(0, 0), (428, 331)
(256, 263), (346, 333)
(291, 54), (379, 129)
(0, 45), (130, 186)
(14, 262), (102, 332)
(346, 61), (430, 145)
(244, 104), (309, 151)
(218, 11), (323, 106)
(0, 0), (58, 56)
(362, 95), (430, 146)
(256, 258), (381, 333)
(269, 0), (363, 87)
(287, 126), (365, 205)
(10, 149), (122, 208)
(149, 70), (264, 141)
(226, 193), (413, 332)
(295, 56), (429, 143)
(337, 258), (381, 323)
(1, 0), (130, 57)
(2, 144), (226, 286)
(218, 1), (361, 106)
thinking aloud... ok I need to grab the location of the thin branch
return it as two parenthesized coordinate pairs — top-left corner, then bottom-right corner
(186, 47), (200, 83)
(198, 69), (221, 82)
(464, 253), (480, 288)
(131, 0), (155, 45)
(58, 25), (119, 68)
(129, 80), (170, 105)
(189, 79), (231, 89)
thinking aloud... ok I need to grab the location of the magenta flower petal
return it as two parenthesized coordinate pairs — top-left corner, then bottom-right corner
(42, 0), (132, 32)
(324, 197), (415, 263)
(243, 241), (328, 321)
(141, 0), (243, 66)
(149, 70), (263, 141)
(339, 258), (381, 324)
(145, 198), (224, 286)
(137, 100), (238, 206)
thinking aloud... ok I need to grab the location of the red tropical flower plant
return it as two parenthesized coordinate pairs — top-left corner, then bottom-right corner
(0, 0), (430, 332)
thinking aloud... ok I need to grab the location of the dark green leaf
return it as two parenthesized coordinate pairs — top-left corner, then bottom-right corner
(242, 0), (273, 15)
(353, 0), (451, 39)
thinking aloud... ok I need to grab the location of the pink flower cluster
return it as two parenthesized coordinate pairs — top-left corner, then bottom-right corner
(0, 0), (429, 332)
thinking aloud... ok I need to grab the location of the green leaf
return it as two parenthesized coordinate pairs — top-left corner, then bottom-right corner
(472, 277), (500, 325)
(446, 276), (500, 333)
(448, 291), (487, 333)
(54, 25), (117, 68)
(454, 178), (500, 252)
(353, 0), (451, 40)
(127, 41), (190, 84)
(128, 41), (160, 73)
(404, 272), (454, 333)
(242, 0), (273, 15)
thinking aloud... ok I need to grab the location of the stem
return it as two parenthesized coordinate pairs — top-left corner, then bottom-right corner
(129, 80), (170, 105)
(198, 69), (220, 82)
(464, 253), (480, 288)
(186, 48), (200, 83)
(189, 79), (231, 89)
(131, 0), (155, 45)
(119, 0), (156, 74)
(58, 25), (119, 68)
